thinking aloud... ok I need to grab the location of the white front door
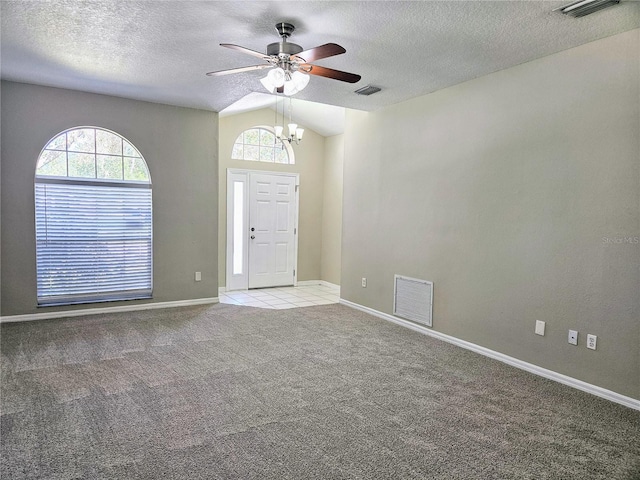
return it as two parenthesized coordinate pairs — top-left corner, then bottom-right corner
(248, 173), (297, 288)
(226, 170), (298, 291)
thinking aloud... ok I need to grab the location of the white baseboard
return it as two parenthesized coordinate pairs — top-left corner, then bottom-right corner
(297, 280), (340, 290)
(0, 297), (219, 324)
(340, 299), (640, 411)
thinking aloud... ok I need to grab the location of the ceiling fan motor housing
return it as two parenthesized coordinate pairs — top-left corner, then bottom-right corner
(268, 22), (303, 61)
(267, 41), (303, 57)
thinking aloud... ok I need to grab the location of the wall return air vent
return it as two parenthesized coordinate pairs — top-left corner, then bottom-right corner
(554, 0), (620, 17)
(393, 275), (433, 327)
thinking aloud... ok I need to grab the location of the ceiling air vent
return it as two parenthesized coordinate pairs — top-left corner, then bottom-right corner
(355, 85), (381, 96)
(554, 0), (620, 17)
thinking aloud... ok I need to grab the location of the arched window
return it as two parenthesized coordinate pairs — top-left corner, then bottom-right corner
(35, 127), (152, 306)
(232, 126), (294, 164)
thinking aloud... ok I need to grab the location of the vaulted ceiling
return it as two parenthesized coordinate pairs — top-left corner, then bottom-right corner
(1, 1), (638, 117)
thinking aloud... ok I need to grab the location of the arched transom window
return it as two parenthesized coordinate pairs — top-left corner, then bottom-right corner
(232, 127), (294, 164)
(35, 127), (152, 306)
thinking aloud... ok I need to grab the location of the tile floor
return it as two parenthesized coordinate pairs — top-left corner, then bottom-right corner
(219, 284), (340, 309)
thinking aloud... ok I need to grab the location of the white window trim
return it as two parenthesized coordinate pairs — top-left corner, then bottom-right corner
(231, 125), (295, 165)
(35, 127), (153, 306)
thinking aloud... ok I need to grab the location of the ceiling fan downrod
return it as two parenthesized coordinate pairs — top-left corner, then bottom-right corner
(267, 22), (303, 59)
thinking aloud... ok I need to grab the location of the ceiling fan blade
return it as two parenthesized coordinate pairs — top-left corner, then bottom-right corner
(300, 64), (361, 83)
(292, 43), (346, 63)
(221, 43), (269, 60)
(206, 64), (272, 76)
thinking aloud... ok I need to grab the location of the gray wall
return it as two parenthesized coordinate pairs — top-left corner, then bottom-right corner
(218, 108), (326, 287)
(321, 134), (344, 286)
(342, 30), (639, 399)
(1, 81), (218, 316)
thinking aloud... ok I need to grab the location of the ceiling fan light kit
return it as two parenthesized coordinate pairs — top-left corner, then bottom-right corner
(207, 22), (361, 96)
(284, 71), (310, 96)
(261, 67), (286, 91)
(260, 68), (310, 96)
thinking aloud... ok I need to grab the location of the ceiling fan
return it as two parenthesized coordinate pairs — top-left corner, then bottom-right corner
(206, 22), (361, 95)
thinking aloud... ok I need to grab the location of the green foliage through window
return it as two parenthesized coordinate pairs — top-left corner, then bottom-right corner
(34, 127), (152, 306)
(36, 127), (150, 182)
(232, 127), (293, 165)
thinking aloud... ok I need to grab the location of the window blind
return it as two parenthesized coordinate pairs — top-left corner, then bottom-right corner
(35, 181), (152, 306)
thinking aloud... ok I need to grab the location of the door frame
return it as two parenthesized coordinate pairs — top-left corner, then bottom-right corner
(226, 168), (300, 291)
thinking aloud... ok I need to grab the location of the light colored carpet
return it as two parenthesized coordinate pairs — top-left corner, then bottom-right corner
(1, 303), (639, 479)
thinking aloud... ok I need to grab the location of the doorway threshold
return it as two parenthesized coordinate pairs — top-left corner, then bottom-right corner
(219, 284), (340, 309)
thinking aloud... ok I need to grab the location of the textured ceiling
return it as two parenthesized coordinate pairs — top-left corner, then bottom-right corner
(1, 1), (638, 117)
(219, 92), (346, 137)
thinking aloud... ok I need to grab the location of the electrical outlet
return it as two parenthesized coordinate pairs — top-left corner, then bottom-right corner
(587, 334), (597, 350)
(195, 271), (202, 282)
(361, 277), (367, 288)
(568, 330), (578, 346)
(535, 320), (545, 336)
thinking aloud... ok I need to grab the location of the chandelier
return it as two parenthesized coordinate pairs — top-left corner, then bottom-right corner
(274, 96), (304, 145)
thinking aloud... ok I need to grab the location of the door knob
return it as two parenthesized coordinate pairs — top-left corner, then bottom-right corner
(251, 227), (255, 231)
(250, 235), (255, 239)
